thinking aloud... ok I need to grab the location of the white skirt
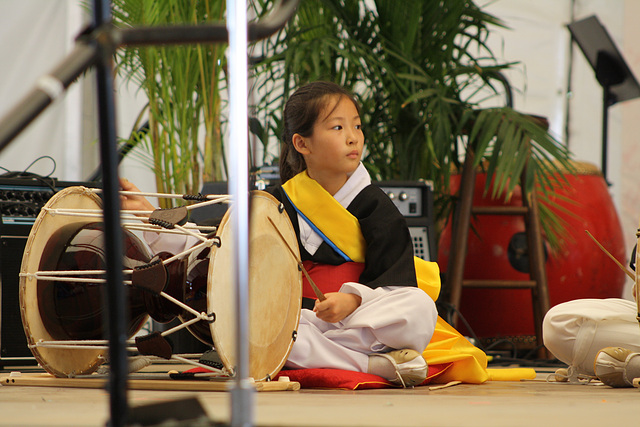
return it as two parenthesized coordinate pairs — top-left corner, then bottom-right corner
(284, 283), (438, 373)
(543, 298), (640, 375)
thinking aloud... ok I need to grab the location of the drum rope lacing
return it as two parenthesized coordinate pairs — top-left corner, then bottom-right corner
(20, 192), (229, 343)
(31, 341), (233, 378)
(26, 189), (226, 285)
(93, 188), (231, 204)
(21, 189), (298, 380)
(29, 319), (229, 377)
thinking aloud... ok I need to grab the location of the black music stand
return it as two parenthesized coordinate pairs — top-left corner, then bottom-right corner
(568, 15), (640, 183)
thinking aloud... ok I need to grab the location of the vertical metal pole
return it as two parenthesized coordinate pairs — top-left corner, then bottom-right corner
(601, 86), (610, 184)
(93, 1), (129, 425)
(227, 0), (254, 426)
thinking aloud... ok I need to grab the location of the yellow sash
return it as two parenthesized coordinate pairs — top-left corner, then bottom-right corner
(282, 171), (535, 383)
(282, 171), (366, 263)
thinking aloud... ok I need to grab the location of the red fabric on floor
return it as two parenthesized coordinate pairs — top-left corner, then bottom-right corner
(184, 363), (452, 390)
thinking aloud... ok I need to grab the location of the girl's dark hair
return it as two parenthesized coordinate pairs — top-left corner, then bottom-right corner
(279, 81), (360, 183)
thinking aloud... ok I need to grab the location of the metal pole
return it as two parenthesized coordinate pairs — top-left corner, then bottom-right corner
(602, 86), (611, 184)
(115, 0), (299, 46)
(227, 0), (253, 426)
(92, 1), (129, 425)
(0, 3), (302, 425)
(0, 0), (301, 155)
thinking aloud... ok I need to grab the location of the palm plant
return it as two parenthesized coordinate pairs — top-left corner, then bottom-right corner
(250, 0), (573, 243)
(111, 0), (227, 208)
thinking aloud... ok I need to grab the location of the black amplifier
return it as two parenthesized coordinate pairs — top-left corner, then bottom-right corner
(374, 180), (437, 262)
(0, 177), (99, 365)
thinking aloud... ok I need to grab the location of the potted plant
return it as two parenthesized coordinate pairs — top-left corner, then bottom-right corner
(109, 0), (574, 243)
(110, 0), (228, 208)
(250, 0), (573, 245)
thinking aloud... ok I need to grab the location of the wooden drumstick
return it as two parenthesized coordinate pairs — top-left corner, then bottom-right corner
(585, 230), (634, 280)
(267, 216), (326, 301)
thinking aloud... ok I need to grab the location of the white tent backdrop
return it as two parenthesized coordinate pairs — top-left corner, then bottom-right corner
(0, 2), (86, 180)
(1, 1), (639, 296)
(0, 0), (151, 193)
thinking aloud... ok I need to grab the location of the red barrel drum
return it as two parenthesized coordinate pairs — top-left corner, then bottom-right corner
(438, 160), (627, 340)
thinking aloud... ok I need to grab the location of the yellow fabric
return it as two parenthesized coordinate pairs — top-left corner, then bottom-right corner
(282, 171), (366, 263)
(487, 368), (537, 381)
(283, 171), (535, 383)
(414, 256), (441, 302)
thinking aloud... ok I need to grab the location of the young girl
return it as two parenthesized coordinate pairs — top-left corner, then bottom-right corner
(121, 82), (437, 386)
(122, 81), (531, 386)
(121, 81), (436, 386)
(265, 81), (437, 386)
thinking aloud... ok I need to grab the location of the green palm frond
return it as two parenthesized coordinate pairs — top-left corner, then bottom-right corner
(110, 0), (227, 207)
(251, 0), (575, 247)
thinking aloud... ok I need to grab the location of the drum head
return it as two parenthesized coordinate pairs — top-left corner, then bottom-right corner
(20, 186), (106, 377)
(207, 190), (301, 381)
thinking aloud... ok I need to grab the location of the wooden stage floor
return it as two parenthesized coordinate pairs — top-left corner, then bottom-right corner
(1, 364), (638, 426)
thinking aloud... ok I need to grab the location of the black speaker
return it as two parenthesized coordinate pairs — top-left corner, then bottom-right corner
(0, 222), (32, 364)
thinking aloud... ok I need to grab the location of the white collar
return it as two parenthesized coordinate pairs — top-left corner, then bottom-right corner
(333, 162), (372, 208)
(298, 163), (371, 255)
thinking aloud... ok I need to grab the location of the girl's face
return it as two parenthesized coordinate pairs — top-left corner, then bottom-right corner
(293, 95), (364, 188)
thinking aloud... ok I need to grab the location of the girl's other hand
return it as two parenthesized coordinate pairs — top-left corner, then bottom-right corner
(120, 178), (156, 213)
(313, 292), (362, 323)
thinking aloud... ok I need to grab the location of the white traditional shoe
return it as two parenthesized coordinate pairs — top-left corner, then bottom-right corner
(594, 347), (640, 388)
(368, 349), (427, 387)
